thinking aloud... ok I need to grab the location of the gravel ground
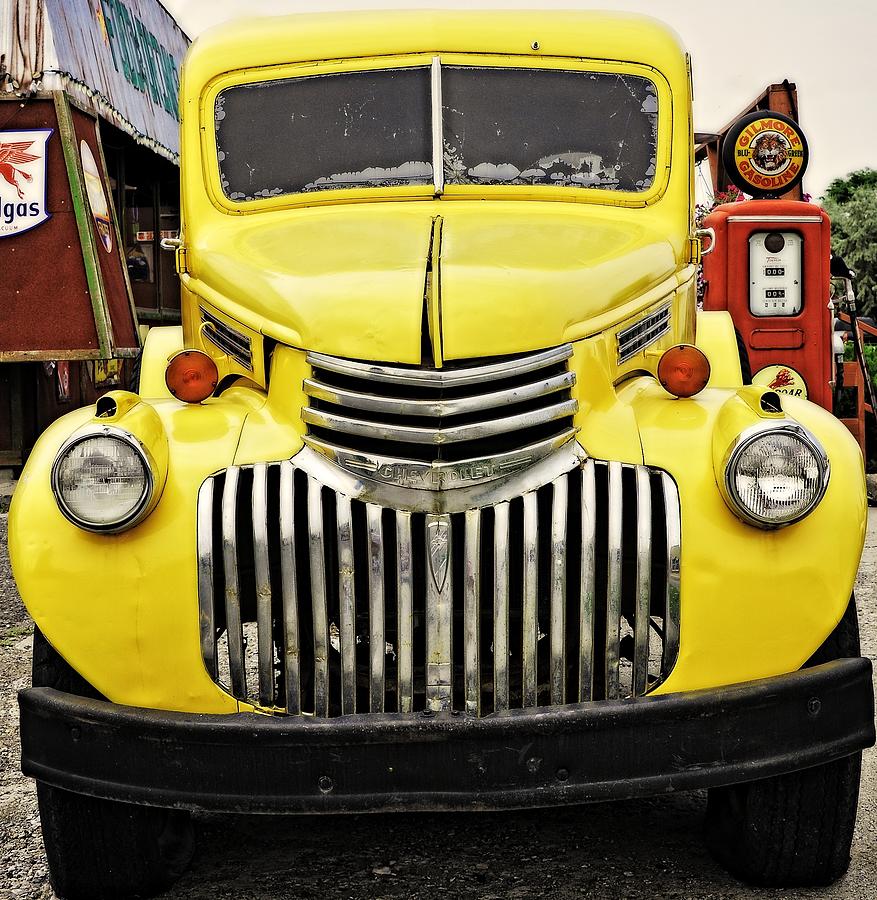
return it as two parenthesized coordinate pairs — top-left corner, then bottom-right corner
(1, 488), (875, 900)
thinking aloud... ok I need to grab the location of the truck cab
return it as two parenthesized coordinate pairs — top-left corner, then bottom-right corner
(12, 11), (874, 898)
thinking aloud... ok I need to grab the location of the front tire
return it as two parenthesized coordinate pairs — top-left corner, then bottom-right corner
(705, 598), (863, 886)
(32, 628), (194, 899)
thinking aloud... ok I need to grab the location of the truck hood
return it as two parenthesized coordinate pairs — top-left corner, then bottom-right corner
(189, 202), (681, 363)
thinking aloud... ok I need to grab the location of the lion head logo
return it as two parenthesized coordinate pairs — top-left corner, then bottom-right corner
(750, 132), (790, 175)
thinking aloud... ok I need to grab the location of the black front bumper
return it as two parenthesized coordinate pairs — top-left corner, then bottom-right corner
(19, 658), (875, 814)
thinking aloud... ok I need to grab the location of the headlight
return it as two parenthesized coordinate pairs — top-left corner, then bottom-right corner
(51, 427), (154, 532)
(723, 423), (829, 528)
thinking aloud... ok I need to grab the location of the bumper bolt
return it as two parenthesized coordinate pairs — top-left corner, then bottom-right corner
(70, 726), (81, 742)
(807, 697), (821, 716)
(318, 775), (334, 794)
(421, 709), (435, 718)
(526, 756), (542, 774)
(556, 767), (570, 782)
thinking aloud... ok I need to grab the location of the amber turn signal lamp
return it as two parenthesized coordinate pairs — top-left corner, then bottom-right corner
(165, 350), (218, 403)
(657, 344), (711, 398)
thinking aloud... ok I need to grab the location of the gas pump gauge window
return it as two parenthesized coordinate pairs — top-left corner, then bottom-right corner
(749, 231), (802, 316)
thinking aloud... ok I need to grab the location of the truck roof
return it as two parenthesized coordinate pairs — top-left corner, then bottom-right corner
(181, 9), (687, 93)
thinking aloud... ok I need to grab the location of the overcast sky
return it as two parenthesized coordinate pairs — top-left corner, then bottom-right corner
(161, 0), (875, 200)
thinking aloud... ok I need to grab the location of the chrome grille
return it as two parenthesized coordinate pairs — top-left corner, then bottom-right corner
(303, 346), (578, 468)
(200, 308), (253, 369)
(197, 450), (681, 716)
(617, 303), (672, 363)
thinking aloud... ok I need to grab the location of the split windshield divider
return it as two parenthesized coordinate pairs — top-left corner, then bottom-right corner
(431, 57), (444, 195)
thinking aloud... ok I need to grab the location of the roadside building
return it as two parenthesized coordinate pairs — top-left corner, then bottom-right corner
(0, 0), (187, 468)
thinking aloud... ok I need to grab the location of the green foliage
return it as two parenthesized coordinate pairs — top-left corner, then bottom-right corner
(822, 170), (877, 317)
(825, 169), (877, 205)
(844, 339), (877, 380)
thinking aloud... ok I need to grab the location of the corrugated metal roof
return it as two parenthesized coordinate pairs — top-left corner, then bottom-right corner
(3, 0), (188, 161)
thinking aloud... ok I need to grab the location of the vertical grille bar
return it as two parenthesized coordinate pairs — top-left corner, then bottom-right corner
(307, 477), (330, 717)
(252, 463), (275, 707)
(493, 501), (510, 712)
(633, 467), (652, 697)
(549, 475), (568, 706)
(522, 491), (539, 708)
(336, 494), (357, 715)
(196, 479), (217, 679)
(662, 473), (682, 673)
(279, 461), (301, 714)
(366, 503), (385, 713)
(579, 460), (596, 701)
(221, 467), (245, 697)
(605, 461), (623, 700)
(425, 513), (453, 712)
(463, 508), (481, 716)
(396, 510), (414, 713)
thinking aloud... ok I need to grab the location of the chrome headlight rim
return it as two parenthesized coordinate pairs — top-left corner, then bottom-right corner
(723, 421), (830, 529)
(50, 425), (156, 534)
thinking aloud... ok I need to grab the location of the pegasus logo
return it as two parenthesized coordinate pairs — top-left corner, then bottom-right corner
(0, 130), (52, 237)
(0, 140), (38, 199)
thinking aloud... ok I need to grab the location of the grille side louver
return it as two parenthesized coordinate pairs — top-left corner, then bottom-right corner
(200, 308), (253, 370)
(617, 303), (672, 364)
(197, 452), (681, 717)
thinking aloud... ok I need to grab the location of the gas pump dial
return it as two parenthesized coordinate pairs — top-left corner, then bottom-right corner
(749, 231), (802, 317)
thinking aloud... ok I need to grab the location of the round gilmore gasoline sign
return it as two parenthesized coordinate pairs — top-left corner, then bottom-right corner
(722, 111), (809, 198)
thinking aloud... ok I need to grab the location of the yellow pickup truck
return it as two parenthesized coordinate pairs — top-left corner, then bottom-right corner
(12, 10), (874, 898)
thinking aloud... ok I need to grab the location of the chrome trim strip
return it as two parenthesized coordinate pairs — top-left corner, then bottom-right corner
(302, 398), (578, 445)
(307, 344), (573, 388)
(522, 491), (539, 708)
(579, 459), (596, 702)
(303, 428), (577, 491)
(221, 467), (245, 697)
(726, 215), (822, 223)
(396, 510), (414, 713)
(279, 461), (300, 714)
(425, 513), (453, 712)
(252, 464), (275, 707)
(196, 479), (217, 680)
(302, 370), (575, 418)
(605, 461), (623, 700)
(662, 473), (682, 676)
(431, 56), (444, 195)
(366, 503), (385, 713)
(493, 501), (510, 712)
(463, 509), (481, 716)
(307, 478), (329, 717)
(336, 494), (357, 715)
(290, 444), (586, 516)
(633, 467), (652, 698)
(549, 474), (567, 706)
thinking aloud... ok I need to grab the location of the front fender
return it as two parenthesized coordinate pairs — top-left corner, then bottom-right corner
(9, 390), (268, 713)
(621, 378), (865, 694)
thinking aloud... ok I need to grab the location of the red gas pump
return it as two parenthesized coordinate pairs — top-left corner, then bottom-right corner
(702, 198), (833, 410)
(700, 110), (839, 410)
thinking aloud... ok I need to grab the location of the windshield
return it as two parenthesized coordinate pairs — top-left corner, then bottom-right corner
(442, 67), (657, 191)
(214, 65), (659, 201)
(215, 68), (433, 199)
